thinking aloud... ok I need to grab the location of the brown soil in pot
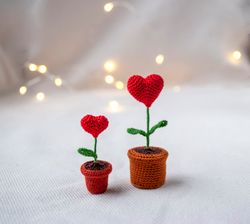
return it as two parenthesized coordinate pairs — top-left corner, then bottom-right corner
(84, 161), (108, 170)
(135, 147), (161, 154)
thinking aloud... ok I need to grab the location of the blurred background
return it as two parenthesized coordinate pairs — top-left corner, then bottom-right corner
(0, 0), (250, 97)
(1, 1), (250, 223)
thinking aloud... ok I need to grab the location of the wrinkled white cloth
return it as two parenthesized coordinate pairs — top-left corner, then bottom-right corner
(0, 86), (250, 224)
(0, 0), (249, 91)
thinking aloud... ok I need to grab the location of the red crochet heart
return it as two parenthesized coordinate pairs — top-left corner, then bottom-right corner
(81, 115), (109, 138)
(127, 74), (164, 107)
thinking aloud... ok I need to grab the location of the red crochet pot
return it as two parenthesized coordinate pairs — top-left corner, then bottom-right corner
(80, 160), (112, 194)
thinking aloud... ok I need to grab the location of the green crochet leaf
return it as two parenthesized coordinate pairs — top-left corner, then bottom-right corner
(149, 120), (168, 135)
(78, 148), (97, 159)
(127, 128), (147, 136)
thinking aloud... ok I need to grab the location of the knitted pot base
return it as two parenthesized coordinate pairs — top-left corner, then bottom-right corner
(128, 147), (168, 189)
(81, 160), (112, 194)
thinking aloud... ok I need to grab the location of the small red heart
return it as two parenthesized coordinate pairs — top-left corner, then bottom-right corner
(81, 115), (109, 138)
(127, 74), (164, 107)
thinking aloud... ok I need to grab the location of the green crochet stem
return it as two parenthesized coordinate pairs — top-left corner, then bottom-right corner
(94, 138), (97, 163)
(127, 107), (168, 147)
(77, 138), (98, 161)
(146, 107), (150, 147)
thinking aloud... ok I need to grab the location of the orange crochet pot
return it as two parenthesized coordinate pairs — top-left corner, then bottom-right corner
(80, 160), (112, 194)
(128, 147), (168, 189)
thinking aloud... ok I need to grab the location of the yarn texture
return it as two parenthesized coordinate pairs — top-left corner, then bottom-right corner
(128, 147), (168, 189)
(78, 114), (112, 194)
(81, 161), (112, 194)
(81, 115), (109, 138)
(127, 74), (164, 108)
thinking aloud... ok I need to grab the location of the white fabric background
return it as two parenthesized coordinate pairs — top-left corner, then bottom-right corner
(1, 86), (250, 223)
(1, 0), (250, 223)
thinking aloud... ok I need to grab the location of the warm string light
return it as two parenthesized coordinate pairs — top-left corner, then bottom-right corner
(104, 2), (114, 12)
(28, 63), (47, 74)
(232, 51), (241, 60)
(115, 81), (124, 90)
(19, 86), (27, 95)
(103, 1), (135, 13)
(104, 60), (116, 73)
(155, 54), (164, 65)
(54, 78), (63, 87)
(37, 65), (47, 74)
(22, 3), (169, 100)
(102, 54), (166, 90)
(103, 60), (124, 90)
(36, 92), (45, 101)
(228, 50), (242, 65)
(107, 100), (122, 113)
(105, 75), (114, 84)
(21, 3), (244, 104)
(19, 63), (65, 99)
(28, 63), (37, 71)
(104, 74), (124, 89)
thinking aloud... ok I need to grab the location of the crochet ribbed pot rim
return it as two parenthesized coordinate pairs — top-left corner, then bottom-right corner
(80, 160), (112, 177)
(128, 146), (168, 161)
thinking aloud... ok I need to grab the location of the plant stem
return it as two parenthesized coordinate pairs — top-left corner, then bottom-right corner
(94, 138), (97, 162)
(146, 107), (150, 147)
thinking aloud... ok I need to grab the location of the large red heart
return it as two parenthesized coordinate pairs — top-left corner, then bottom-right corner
(127, 74), (164, 108)
(81, 115), (109, 138)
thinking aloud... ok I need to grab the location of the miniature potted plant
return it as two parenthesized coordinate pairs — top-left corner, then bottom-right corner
(127, 74), (168, 189)
(78, 114), (112, 194)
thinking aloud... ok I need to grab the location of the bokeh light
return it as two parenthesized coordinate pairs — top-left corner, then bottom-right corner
(36, 92), (45, 101)
(107, 100), (122, 113)
(232, 51), (241, 60)
(104, 2), (114, 12)
(115, 81), (124, 90)
(54, 78), (62, 87)
(155, 54), (164, 65)
(19, 86), (27, 95)
(228, 50), (242, 65)
(105, 75), (114, 84)
(38, 65), (47, 74)
(28, 63), (37, 72)
(104, 60), (116, 73)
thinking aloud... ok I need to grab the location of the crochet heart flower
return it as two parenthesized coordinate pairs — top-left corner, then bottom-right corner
(127, 74), (164, 108)
(127, 74), (167, 148)
(81, 115), (109, 138)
